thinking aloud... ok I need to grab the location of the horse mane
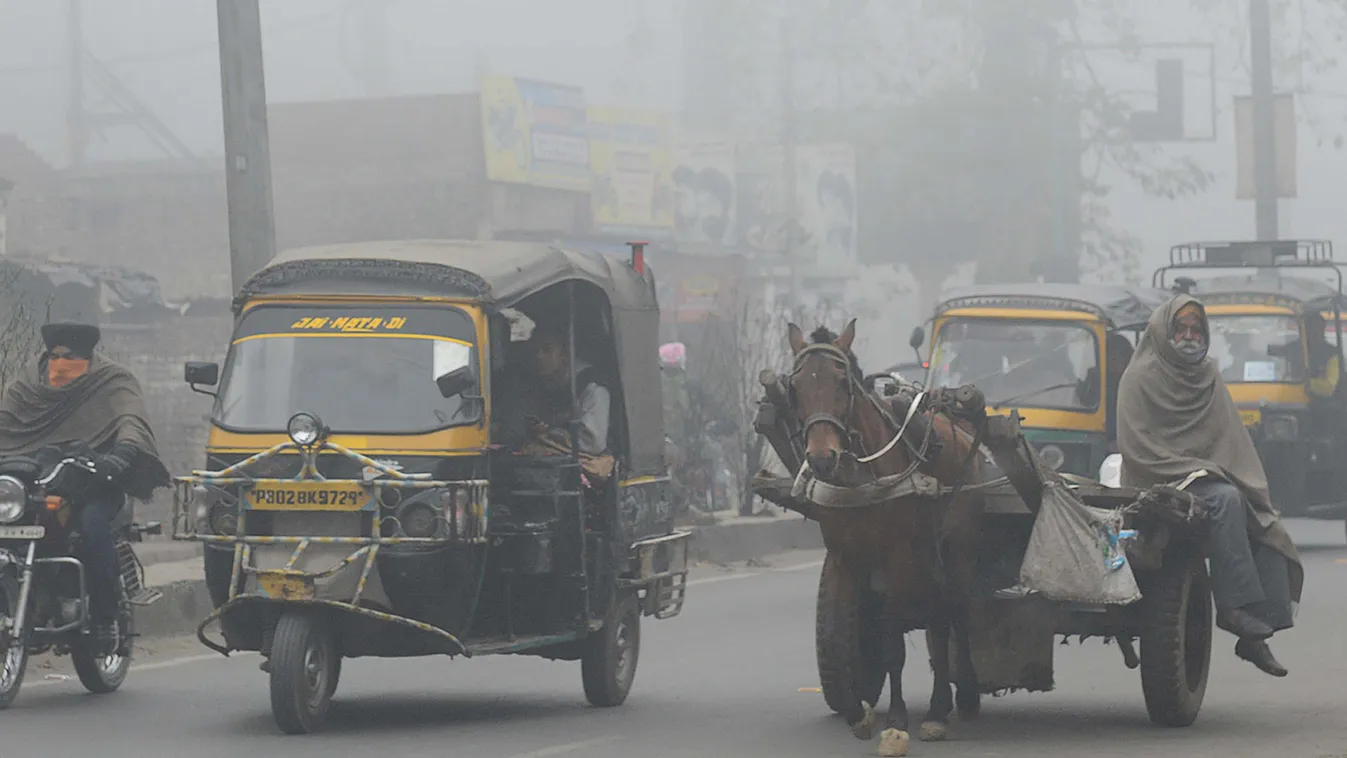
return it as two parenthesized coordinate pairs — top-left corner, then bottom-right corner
(807, 325), (863, 382)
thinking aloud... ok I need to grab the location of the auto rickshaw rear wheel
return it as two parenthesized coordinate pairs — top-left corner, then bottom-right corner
(269, 610), (339, 734)
(1139, 548), (1212, 727)
(581, 592), (641, 707)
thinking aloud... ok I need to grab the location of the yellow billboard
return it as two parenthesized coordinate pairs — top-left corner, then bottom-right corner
(479, 75), (592, 192)
(587, 108), (674, 237)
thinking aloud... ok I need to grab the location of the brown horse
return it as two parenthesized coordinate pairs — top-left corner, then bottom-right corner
(786, 320), (984, 756)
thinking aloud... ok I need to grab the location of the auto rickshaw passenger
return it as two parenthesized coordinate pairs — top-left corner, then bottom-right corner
(1117, 296), (1304, 678)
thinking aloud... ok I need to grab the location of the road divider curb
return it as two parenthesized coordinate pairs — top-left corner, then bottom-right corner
(133, 512), (824, 641)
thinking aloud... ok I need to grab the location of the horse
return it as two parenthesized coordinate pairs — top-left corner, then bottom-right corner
(784, 319), (985, 756)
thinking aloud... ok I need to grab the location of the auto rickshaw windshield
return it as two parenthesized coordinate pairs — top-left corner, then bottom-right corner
(928, 318), (1099, 410)
(213, 304), (481, 434)
(1207, 314), (1303, 383)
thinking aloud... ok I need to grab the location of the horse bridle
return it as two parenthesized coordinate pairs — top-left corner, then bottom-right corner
(786, 342), (865, 455)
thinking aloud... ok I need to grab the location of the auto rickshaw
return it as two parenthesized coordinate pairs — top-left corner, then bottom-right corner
(171, 239), (689, 733)
(910, 283), (1171, 481)
(1154, 239), (1347, 535)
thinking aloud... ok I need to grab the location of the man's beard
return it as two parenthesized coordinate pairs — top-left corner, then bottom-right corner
(1174, 338), (1208, 363)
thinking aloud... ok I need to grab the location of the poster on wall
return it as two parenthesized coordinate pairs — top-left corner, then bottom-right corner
(479, 75), (591, 192)
(795, 144), (858, 267)
(588, 108), (675, 237)
(672, 139), (738, 247)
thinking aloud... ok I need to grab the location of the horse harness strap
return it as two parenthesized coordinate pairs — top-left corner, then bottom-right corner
(790, 461), (1011, 509)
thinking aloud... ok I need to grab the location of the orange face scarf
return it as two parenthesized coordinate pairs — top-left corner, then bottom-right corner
(46, 353), (91, 389)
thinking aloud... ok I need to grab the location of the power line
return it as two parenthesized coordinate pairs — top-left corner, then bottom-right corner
(0, 9), (339, 76)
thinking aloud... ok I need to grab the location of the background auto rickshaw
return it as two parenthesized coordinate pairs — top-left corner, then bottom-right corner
(910, 284), (1171, 481)
(1155, 239), (1347, 538)
(172, 239), (689, 733)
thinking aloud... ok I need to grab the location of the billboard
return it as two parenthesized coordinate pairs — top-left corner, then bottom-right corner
(796, 144), (858, 267)
(672, 139), (738, 247)
(479, 75), (591, 192)
(588, 108), (675, 236)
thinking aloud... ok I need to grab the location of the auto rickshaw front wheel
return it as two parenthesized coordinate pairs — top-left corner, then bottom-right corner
(268, 610), (340, 734)
(581, 592), (641, 707)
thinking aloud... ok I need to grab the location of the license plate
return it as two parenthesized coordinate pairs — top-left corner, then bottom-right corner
(1240, 409), (1261, 426)
(245, 481), (371, 511)
(0, 525), (45, 540)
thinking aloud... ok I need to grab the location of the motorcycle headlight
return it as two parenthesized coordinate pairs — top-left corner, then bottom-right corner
(287, 412), (325, 447)
(1038, 444), (1066, 471)
(1098, 453), (1122, 488)
(0, 475), (28, 523)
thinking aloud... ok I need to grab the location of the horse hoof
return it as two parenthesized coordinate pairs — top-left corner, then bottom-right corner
(877, 728), (910, 757)
(918, 721), (949, 742)
(851, 702), (877, 741)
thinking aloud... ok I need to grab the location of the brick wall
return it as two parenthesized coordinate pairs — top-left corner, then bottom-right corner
(100, 313), (234, 520)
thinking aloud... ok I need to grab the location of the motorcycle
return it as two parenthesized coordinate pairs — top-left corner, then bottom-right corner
(669, 418), (738, 515)
(0, 448), (163, 707)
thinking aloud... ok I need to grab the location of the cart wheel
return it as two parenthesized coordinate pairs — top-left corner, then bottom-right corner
(582, 592), (641, 707)
(816, 550), (885, 715)
(1139, 550), (1212, 727)
(0, 576), (29, 710)
(269, 611), (339, 734)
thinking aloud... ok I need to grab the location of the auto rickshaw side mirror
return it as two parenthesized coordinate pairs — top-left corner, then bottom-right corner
(908, 326), (925, 350)
(185, 361), (219, 396)
(436, 365), (478, 399)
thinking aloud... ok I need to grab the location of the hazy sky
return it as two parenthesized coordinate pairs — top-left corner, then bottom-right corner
(3, 0), (1347, 281)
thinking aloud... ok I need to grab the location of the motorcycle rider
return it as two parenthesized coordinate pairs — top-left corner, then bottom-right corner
(1116, 296), (1303, 677)
(0, 321), (169, 652)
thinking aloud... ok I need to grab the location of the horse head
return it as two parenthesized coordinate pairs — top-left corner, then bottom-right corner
(786, 319), (861, 481)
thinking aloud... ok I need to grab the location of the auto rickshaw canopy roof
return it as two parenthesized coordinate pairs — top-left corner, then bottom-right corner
(235, 238), (658, 311)
(233, 239), (666, 476)
(934, 283), (1172, 331)
(1183, 273), (1347, 314)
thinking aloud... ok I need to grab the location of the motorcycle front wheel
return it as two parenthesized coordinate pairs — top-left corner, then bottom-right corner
(0, 575), (30, 709)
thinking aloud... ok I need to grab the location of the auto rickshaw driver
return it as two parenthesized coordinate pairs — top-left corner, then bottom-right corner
(496, 322), (616, 484)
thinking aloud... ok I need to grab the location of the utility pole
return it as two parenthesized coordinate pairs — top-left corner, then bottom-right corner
(780, 18), (802, 316)
(358, 0), (392, 96)
(66, 0), (86, 167)
(1249, 0), (1279, 240)
(217, 0), (278, 292)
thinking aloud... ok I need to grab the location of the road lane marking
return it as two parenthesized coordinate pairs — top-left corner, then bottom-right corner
(1336, 559), (1347, 564)
(25, 559), (826, 683)
(686, 559), (824, 588)
(507, 736), (620, 757)
(798, 687), (822, 693)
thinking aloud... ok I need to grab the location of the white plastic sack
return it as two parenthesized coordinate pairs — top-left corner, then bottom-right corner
(1018, 481), (1142, 605)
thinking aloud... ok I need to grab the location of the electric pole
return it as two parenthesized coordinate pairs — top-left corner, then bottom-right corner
(358, 0), (392, 97)
(1249, 0), (1279, 239)
(67, 0), (86, 167)
(780, 17), (802, 315)
(217, 0), (278, 292)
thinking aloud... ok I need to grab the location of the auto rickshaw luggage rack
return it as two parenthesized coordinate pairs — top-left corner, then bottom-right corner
(1158, 239), (1339, 288)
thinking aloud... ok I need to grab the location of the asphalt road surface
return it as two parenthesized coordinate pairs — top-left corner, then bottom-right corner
(3, 520), (1345, 758)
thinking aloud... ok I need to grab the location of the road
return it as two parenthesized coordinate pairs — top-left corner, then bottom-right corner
(3, 521), (1345, 758)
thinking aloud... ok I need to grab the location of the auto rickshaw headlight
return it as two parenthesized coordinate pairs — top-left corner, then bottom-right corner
(287, 412), (325, 447)
(1038, 444), (1066, 471)
(398, 500), (441, 538)
(0, 476), (27, 524)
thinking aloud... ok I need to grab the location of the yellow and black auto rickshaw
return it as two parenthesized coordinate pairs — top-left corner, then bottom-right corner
(1155, 240), (1347, 534)
(910, 284), (1171, 481)
(172, 239), (689, 733)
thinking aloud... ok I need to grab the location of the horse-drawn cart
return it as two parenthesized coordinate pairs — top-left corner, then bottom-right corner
(752, 366), (1215, 735)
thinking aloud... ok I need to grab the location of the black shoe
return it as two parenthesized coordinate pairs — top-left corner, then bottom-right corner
(1235, 638), (1288, 677)
(91, 620), (120, 655)
(1217, 608), (1274, 641)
